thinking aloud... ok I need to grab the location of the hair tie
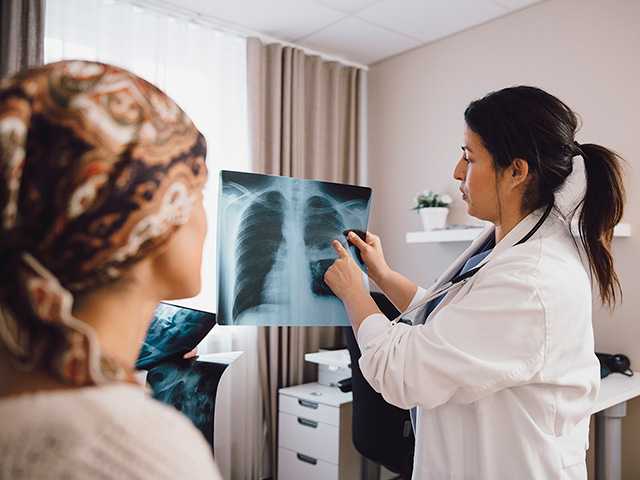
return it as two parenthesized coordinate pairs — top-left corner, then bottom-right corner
(573, 141), (583, 157)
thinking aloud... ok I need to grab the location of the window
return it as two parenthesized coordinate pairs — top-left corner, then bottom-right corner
(45, 0), (251, 313)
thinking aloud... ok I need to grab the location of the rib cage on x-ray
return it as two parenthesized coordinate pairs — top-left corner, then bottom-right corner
(233, 191), (287, 319)
(304, 195), (346, 297)
(217, 171), (371, 326)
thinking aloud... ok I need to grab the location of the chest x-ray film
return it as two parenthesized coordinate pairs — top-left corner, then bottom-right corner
(216, 170), (372, 326)
(136, 303), (217, 370)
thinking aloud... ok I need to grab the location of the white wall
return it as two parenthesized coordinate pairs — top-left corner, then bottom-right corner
(367, 0), (640, 476)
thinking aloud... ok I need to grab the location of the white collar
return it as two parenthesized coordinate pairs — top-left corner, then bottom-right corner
(482, 205), (552, 265)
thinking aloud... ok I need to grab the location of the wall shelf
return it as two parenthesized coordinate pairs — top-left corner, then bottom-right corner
(406, 223), (631, 244)
(406, 227), (485, 244)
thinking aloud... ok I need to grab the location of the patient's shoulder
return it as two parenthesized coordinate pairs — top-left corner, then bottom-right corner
(0, 383), (221, 479)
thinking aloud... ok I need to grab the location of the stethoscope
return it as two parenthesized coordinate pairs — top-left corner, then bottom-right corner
(389, 203), (555, 326)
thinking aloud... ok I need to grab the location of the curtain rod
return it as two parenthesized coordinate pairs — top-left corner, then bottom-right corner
(126, 0), (369, 70)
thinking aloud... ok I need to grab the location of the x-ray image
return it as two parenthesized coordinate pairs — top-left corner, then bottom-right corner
(217, 170), (372, 326)
(145, 358), (228, 451)
(136, 303), (216, 370)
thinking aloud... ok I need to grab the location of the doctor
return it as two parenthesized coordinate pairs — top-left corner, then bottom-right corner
(324, 86), (626, 479)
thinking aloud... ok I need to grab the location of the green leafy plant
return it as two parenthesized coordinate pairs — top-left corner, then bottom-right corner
(412, 190), (452, 210)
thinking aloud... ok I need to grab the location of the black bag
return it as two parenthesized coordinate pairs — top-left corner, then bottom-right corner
(595, 352), (633, 378)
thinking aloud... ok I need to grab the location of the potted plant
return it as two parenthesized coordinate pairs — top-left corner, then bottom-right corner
(412, 190), (452, 231)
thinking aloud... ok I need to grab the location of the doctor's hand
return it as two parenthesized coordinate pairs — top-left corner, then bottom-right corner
(346, 231), (391, 283)
(324, 240), (369, 303)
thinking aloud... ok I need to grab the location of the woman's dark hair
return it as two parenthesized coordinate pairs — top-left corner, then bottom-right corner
(464, 86), (625, 307)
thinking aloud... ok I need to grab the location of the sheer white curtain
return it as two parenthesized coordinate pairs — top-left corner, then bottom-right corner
(45, 1), (263, 478)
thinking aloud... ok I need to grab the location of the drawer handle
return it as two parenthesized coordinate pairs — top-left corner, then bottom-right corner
(297, 417), (318, 428)
(296, 453), (317, 465)
(298, 399), (319, 409)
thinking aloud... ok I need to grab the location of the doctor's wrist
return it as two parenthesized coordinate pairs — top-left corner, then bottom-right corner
(369, 265), (394, 286)
(338, 282), (369, 305)
(344, 290), (380, 331)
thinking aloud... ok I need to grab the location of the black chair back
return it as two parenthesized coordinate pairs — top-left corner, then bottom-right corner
(343, 292), (414, 478)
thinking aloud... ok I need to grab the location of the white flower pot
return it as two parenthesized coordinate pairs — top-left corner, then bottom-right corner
(419, 207), (449, 231)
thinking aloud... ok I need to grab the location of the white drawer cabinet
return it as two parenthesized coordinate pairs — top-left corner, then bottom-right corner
(278, 447), (339, 480)
(278, 383), (361, 480)
(279, 392), (341, 426)
(279, 412), (340, 463)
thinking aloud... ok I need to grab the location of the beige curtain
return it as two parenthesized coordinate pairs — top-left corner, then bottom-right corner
(0, 0), (45, 78)
(246, 37), (363, 478)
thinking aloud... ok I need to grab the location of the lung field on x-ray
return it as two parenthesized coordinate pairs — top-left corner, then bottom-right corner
(233, 191), (288, 319)
(304, 195), (346, 297)
(217, 171), (371, 326)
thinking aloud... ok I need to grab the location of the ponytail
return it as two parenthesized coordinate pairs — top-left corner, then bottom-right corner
(575, 143), (625, 307)
(464, 86), (626, 308)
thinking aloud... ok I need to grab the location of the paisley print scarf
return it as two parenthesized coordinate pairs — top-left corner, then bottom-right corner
(0, 60), (207, 385)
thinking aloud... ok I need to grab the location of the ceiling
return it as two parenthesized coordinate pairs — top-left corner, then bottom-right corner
(164, 0), (543, 65)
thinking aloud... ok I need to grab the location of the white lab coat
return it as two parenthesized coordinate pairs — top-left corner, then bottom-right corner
(357, 207), (600, 479)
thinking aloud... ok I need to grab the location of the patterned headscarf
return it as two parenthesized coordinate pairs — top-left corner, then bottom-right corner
(0, 61), (207, 385)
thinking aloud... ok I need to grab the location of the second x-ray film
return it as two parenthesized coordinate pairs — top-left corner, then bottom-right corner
(216, 171), (372, 326)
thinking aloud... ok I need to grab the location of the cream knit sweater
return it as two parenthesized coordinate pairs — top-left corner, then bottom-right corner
(0, 384), (223, 479)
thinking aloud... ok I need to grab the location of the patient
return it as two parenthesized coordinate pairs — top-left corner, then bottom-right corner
(0, 61), (222, 479)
